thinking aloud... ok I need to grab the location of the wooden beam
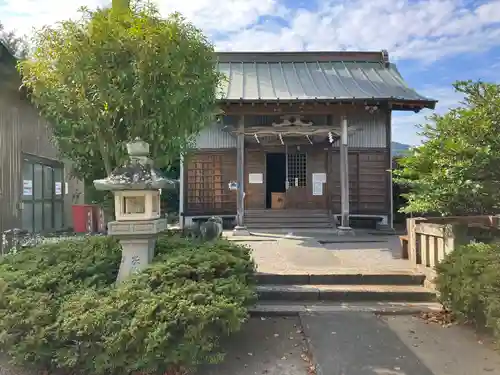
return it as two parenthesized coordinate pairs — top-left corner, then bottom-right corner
(219, 101), (430, 115)
(225, 125), (342, 136)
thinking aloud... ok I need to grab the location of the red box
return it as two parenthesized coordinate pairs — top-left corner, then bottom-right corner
(72, 204), (96, 233)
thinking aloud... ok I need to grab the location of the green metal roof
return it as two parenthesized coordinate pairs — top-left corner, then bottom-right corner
(216, 51), (436, 108)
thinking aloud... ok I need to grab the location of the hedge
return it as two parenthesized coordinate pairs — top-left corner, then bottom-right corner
(436, 241), (500, 338)
(0, 233), (256, 375)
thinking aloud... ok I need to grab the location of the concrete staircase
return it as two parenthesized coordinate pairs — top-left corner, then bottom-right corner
(244, 209), (333, 230)
(251, 272), (440, 315)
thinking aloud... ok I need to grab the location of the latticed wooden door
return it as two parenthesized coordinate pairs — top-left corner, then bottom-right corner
(285, 152), (307, 209)
(186, 154), (224, 213)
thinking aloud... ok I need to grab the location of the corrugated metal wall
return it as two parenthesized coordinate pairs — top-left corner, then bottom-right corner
(332, 111), (387, 148)
(194, 112), (387, 149)
(194, 122), (237, 149)
(0, 100), (22, 236)
(0, 78), (85, 236)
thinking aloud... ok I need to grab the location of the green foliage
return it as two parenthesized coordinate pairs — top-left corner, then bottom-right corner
(393, 81), (500, 216)
(0, 233), (256, 375)
(436, 242), (500, 339)
(19, 1), (222, 184)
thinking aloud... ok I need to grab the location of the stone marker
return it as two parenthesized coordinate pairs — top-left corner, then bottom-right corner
(200, 216), (223, 240)
(93, 138), (176, 282)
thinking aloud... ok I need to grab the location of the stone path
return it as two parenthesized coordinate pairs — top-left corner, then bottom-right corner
(196, 313), (500, 375)
(302, 312), (500, 375)
(229, 233), (418, 275)
(196, 317), (312, 375)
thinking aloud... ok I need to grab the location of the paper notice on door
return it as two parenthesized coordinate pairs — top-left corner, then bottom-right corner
(55, 182), (62, 195)
(312, 173), (327, 184)
(23, 180), (33, 196)
(313, 182), (323, 196)
(249, 173), (263, 184)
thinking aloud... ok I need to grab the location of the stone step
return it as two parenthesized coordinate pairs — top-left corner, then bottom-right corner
(256, 273), (426, 286)
(247, 223), (334, 229)
(245, 216), (332, 223)
(256, 284), (437, 303)
(249, 301), (444, 316)
(245, 210), (329, 218)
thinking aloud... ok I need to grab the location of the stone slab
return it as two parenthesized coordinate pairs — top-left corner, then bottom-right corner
(248, 236), (419, 276)
(383, 315), (500, 375)
(249, 301), (443, 317)
(300, 312), (435, 375)
(196, 317), (311, 375)
(257, 273), (426, 286)
(257, 284), (437, 303)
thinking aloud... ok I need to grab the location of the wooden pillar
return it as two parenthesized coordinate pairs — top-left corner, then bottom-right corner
(339, 116), (351, 229)
(234, 115), (249, 235)
(386, 109), (394, 229)
(178, 153), (185, 229)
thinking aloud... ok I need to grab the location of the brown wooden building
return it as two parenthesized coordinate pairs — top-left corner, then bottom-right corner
(179, 50), (436, 230)
(0, 42), (84, 240)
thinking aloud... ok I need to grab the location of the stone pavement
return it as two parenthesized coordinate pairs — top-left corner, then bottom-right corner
(195, 313), (500, 375)
(301, 312), (500, 375)
(226, 232), (418, 275)
(196, 316), (312, 375)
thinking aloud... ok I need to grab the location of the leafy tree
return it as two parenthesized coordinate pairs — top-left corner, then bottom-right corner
(19, 0), (222, 185)
(394, 81), (500, 216)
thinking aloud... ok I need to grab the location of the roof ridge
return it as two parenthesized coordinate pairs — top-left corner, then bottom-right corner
(216, 50), (387, 63)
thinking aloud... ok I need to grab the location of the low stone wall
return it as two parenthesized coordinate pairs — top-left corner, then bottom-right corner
(406, 216), (500, 288)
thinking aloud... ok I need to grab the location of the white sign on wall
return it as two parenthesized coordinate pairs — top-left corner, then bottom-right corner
(312, 182), (323, 196)
(249, 173), (263, 184)
(312, 173), (327, 184)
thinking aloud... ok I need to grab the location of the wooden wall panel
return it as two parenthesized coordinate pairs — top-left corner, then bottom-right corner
(245, 148), (266, 209)
(184, 150), (237, 215)
(328, 149), (389, 215)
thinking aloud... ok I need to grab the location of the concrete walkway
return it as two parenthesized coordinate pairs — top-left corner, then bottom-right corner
(196, 313), (500, 375)
(226, 232), (417, 275)
(302, 312), (500, 375)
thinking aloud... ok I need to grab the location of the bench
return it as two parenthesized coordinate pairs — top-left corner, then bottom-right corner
(334, 215), (384, 229)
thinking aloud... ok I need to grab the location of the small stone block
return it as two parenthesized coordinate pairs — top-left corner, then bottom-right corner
(232, 226), (251, 236)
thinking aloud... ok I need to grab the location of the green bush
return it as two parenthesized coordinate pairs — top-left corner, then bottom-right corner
(436, 241), (500, 338)
(0, 233), (256, 375)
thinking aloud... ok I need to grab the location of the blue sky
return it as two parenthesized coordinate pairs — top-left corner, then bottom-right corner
(2, 0), (500, 145)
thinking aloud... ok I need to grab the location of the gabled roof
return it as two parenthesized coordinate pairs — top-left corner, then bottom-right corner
(216, 51), (436, 109)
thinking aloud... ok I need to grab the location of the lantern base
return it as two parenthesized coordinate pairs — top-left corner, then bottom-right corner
(117, 238), (156, 282)
(108, 218), (167, 282)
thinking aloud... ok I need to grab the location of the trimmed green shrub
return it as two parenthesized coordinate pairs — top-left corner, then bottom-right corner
(436, 241), (500, 338)
(0, 233), (256, 375)
(0, 236), (121, 368)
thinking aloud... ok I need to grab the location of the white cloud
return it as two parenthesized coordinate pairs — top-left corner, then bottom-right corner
(1, 0), (496, 144)
(2, 0), (500, 62)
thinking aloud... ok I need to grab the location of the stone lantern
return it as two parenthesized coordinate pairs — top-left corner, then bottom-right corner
(93, 138), (176, 282)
